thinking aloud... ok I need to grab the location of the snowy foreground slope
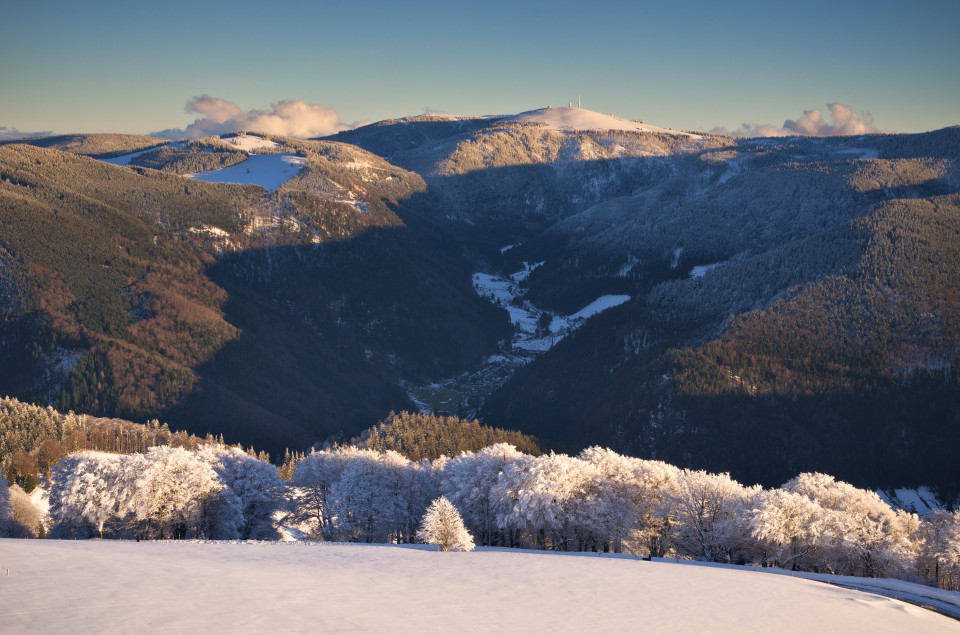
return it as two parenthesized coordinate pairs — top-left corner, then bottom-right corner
(1, 541), (957, 634)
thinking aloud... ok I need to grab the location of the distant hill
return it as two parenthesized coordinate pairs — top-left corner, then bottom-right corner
(1, 133), (171, 158)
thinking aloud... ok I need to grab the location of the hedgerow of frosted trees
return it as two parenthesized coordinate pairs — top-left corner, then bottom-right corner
(37, 442), (960, 591)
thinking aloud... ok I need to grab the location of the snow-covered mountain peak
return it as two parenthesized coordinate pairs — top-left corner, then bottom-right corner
(215, 133), (279, 152)
(507, 106), (698, 137)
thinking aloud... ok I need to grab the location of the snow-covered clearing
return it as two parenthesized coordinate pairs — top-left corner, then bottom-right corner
(508, 106), (701, 138)
(216, 134), (279, 152)
(100, 143), (175, 166)
(0, 540), (956, 634)
(690, 261), (724, 278)
(186, 153), (306, 191)
(567, 295), (631, 321)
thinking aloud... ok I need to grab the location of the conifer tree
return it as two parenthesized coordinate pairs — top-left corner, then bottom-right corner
(417, 496), (474, 552)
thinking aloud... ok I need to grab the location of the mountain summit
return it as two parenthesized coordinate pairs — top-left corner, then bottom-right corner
(507, 106), (696, 136)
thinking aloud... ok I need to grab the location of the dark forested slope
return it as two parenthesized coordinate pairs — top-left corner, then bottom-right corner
(482, 129), (960, 496)
(0, 137), (508, 457)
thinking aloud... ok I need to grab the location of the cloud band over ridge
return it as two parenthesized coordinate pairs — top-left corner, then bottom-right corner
(154, 96), (368, 140)
(713, 103), (879, 138)
(0, 126), (52, 141)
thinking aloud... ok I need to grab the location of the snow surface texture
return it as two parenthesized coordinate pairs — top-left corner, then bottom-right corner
(186, 154), (306, 191)
(1, 540), (957, 634)
(508, 106), (700, 138)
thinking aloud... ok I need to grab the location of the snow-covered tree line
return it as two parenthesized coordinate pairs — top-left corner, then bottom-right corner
(45, 445), (283, 540)
(33, 443), (960, 590)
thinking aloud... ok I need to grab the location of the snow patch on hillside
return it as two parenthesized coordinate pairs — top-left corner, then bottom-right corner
(186, 154), (306, 191)
(2, 540), (956, 634)
(878, 487), (947, 515)
(618, 253), (639, 277)
(670, 247), (683, 269)
(100, 142), (178, 166)
(509, 106), (701, 138)
(690, 261), (724, 278)
(568, 295), (631, 320)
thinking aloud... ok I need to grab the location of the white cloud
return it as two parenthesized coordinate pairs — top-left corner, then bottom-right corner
(154, 96), (369, 140)
(0, 126), (52, 141)
(712, 103), (879, 138)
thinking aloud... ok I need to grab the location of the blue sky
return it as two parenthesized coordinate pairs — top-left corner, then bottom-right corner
(2, 0), (958, 136)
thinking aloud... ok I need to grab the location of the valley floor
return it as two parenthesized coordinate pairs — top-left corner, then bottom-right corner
(1, 540), (957, 634)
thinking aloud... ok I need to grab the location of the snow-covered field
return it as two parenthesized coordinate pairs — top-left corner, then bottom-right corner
(1, 540), (956, 634)
(186, 153), (306, 191)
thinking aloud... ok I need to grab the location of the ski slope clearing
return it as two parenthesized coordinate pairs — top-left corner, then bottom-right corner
(185, 153), (306, 191)
(1, 540), (956, 634)
(100, 144), (175, 166)
(509, 106), (700, 138)
(568, 295), (631, 320)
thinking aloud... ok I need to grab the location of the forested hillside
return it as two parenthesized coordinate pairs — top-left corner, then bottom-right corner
(0, 135), (509, 456)
(482, 129), (960, 496)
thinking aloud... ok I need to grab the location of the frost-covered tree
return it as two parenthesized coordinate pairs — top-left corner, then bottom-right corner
(6, 484), (43, 537)
(751, 489), (831, 570)
(670, 469), (760, 563)
(292, 447), (366, 539)
(123, 446), (225, 539)
(394, 458), (440, 544)
(0, 476), (12, 537)
(915, 510), (960, 590)
(197, 445), (283, 539)
(633, 459), (683, 557)
(440, 443), (524, 546)
(417, 496), (474, 552)
(577, 448), (681, 555)
(48, 451), (126, 538)
(330, 449), (406, 543)
(492, 452), (597, 550)
(783, 473), (919, 577)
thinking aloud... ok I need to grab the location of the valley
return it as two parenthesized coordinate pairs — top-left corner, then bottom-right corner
(407, 255), (630, 416)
